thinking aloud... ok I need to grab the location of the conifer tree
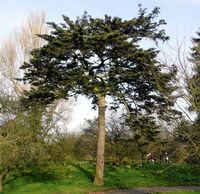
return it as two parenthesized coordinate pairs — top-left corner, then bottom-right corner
(21, 6), (177, 185)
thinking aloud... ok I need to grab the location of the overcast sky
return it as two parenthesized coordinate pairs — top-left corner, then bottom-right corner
(0, 0), (199, 130)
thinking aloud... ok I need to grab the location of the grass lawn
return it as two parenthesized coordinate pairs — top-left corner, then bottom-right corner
(156, 192), (200, 194)
(0, 162), (199, 194)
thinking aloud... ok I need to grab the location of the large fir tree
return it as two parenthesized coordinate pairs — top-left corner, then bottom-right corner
(21, 6), (177, 185)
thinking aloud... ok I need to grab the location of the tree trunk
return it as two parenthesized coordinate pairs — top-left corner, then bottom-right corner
(0, 168), (9, 191)
(94, 94), (106, 185)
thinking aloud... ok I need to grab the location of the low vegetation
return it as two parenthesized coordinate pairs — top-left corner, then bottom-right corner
(0, 162), (199, 194)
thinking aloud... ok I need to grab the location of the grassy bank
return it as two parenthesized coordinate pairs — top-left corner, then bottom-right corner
(1, 162), (199, 194)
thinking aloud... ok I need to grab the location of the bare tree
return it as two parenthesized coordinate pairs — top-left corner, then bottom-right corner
(0, 11), (75, 128)
(158, 35), (200, 164)
(0, 11), (49, 97)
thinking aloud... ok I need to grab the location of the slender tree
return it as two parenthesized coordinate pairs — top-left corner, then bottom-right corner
(21, 7), (177, 185)
(188, 31), (200, 118)
(0, 11), (49, 97)
(182, 30), (200, 162)
(157, 31), (200, 164)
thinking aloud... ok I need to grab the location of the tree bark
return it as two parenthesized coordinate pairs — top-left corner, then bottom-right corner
(0, 168), (9, 191)
(94, 94), (106, 185)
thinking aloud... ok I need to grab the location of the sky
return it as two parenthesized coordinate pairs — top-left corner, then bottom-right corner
(0, 0), (200, 131)
(1, 0), (200, 40)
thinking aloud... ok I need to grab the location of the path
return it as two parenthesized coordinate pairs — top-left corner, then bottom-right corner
(91, 186), (200, 194)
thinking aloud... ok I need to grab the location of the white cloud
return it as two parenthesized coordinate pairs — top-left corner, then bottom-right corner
(67, 96), (97, 131)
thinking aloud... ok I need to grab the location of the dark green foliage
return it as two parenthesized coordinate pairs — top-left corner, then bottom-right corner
(191, 31), (200, 62)
(20, 6), (175, 117)
(20, 6), (179, 140)
(126, 115), (159, 141)
(124, 115), (160, 158)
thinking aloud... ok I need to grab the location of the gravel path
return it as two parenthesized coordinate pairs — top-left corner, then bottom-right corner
(91, 186), (200, 194)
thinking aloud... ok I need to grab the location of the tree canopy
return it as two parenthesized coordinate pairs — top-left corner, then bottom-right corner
(21, 7), (174, 110)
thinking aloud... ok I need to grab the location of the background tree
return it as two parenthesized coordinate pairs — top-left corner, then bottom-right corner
(46, 131), (77, 163)
(21, 7), (178, 185)
(188, 30), (200, 118)
(177, 31), (200, 163)
(0, 11), (49, 97)
(105, 112), (135, 164)
(126, 115), (160, 157)
(0, 96), (51, 190)
(0, 12), (74, 190)
(157, 30), (200, 165)
(171, 119), (200, 164)
(74, 119), (98, 161)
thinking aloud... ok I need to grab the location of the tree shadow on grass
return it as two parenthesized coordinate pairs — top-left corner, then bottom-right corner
(2, 171), (55, 193)
(74, 164), (94, 182)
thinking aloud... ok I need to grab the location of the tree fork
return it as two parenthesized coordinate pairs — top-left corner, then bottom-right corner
(94, 94), (106, 185)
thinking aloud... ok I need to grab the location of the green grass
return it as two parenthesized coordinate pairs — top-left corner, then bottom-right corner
(0, 162), (199, 194)
(156, 191), (200, 194)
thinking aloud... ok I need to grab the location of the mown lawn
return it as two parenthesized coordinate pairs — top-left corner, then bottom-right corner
(0, 162), (199, 194)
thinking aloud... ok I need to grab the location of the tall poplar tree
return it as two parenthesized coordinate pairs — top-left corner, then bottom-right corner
(21, 7), (177, 185)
